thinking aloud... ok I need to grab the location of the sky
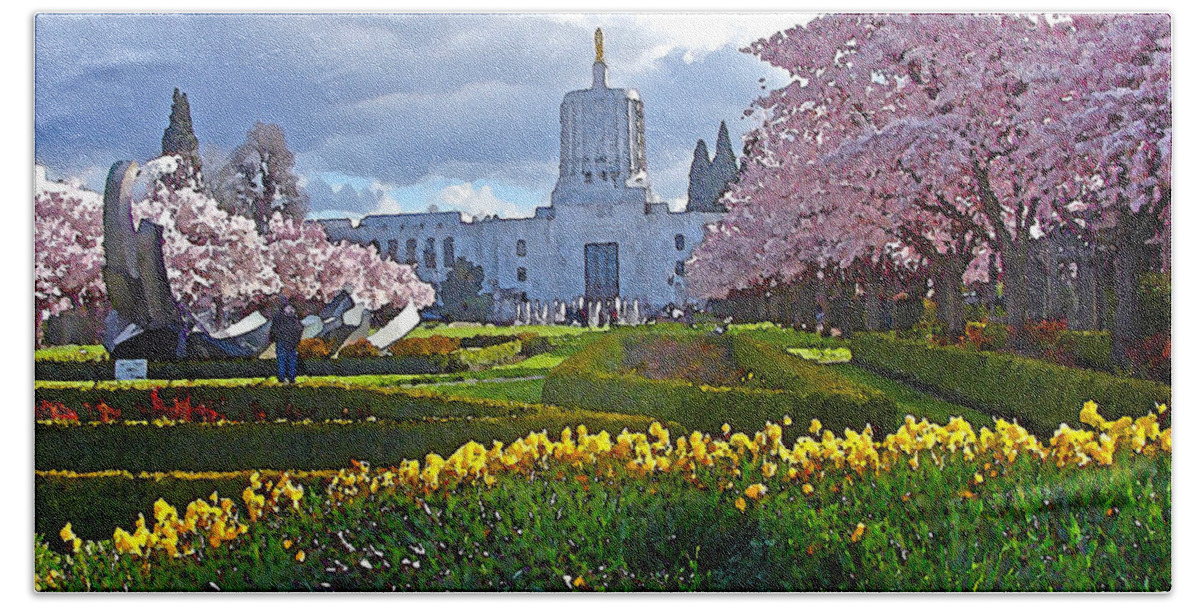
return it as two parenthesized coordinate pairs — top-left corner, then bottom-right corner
(34, 13), (808, 220)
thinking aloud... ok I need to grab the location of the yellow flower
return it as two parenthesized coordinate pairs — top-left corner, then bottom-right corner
(744, 483), (768, 501)
(283, 539), (293, 550)
(59, 522), (74, 543)
(721, 423), (731, 435)
(782, 415), (793, 427)
(809, 419), (822, 434)
(573, 576), (585, 588)
(850, 522), (866, 543)
(296, 550), (306, 562)
(734, 497), (747, 512)
(802, 483), (814, 495)
(153, 498), (177, 524)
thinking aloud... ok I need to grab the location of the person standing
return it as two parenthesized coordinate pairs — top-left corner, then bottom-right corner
(270, 298), (303, 384)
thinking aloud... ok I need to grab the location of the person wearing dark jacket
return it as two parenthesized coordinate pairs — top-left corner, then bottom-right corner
(270, 299), (304, 383)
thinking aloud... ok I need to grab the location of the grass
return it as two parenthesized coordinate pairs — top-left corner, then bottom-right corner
(35, 344), (109, 363)
(829, 364), (996, 429)
(786, 347), (852, 364)
(418, 378), (546, 404)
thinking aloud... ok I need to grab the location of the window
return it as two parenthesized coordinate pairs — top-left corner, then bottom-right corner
(424, 238), (437, 269)
(517, 267), (527, 282)
(516, 239), (526, 257)
(386, 239), (398, 261)
(405, 239), (417, 265)
(675, 261), (686, 276)
(442, 237), (455, 267)
(583, 171), (592, 183)
(674, 234), (685, 251)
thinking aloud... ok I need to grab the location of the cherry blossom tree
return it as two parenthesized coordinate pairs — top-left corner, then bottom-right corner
(35, 156), (434, 341)
(133, 156), (281, 328)
(263, 213), (436, 313)
(691, 14), (1169, 340)
(34, 166), (106, 345)
(1061, 15), (1170, 365)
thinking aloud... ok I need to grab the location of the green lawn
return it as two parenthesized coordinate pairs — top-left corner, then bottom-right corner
(786, 347), (852, 364)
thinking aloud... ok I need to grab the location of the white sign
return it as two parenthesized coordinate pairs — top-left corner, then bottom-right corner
(114, 359), (148, 380)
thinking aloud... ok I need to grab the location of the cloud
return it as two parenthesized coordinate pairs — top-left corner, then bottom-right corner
(35, 14), (800, 215)
(434, 182), (525, 220)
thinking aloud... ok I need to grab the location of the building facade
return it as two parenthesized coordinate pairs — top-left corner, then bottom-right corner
(319, 30), (726, 317)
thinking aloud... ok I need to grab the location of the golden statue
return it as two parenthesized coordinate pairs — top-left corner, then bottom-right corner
(594, 28), (604, 63)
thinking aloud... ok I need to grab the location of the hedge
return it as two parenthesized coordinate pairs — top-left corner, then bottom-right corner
(453, 340), (523, 370)
(35, 381), (539, 423)
(849, 333), (1170, 437)
(36, 472), (317, 541)
(542, 330), (894, 437)
(34, 356), (447, 382)
(34, 408), (677, 474)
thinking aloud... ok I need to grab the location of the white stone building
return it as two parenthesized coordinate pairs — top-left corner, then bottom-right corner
(319, 30), (726, 319)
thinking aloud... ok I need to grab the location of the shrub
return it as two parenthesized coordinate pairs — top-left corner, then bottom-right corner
(35, 356), (448, 382)
(1059, 331), (1112, 371)
(388, 336), (460, 357)
(454, 340), (522, 370)
(850, 333), (1170, 437)
(1025, 319), (1068, 352)
(297, 338), (334, 359)
(964, 321), (1008, 351)
(1128, 331), (1170, 384)
(34, 407), (670, 474)
(35, 381), (538, 424)
(543, 331), (894, 437)
(338, 339), (381, 359)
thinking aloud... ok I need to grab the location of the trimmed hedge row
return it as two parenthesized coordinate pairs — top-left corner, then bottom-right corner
(35, 382), (539, 423)
(37, 473), (283, 540)
(849, 333), (1170, 437)
(34, 408), (677, 474)
(542, 330), (894, 437)
(454, 340), (523, 370)
(34, 356), (445, 382)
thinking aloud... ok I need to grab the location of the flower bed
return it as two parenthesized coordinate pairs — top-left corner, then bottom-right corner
(36, 403), (1170, 591)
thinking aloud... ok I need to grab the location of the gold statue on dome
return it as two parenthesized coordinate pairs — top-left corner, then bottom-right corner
(595, 28), (604, 63)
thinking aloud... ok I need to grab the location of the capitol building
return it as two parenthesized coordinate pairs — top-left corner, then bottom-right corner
(319, 30), (732, 320)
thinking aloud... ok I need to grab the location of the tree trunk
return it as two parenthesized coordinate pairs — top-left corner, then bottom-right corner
(1111, 246), (1137, 368)
(934, 258), (967, 338)
(1075, 255), (1100, 331)
(862, 280), (882, 332)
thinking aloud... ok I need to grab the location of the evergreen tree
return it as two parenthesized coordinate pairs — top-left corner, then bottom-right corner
(437, 257), (491, 322)
(685, 139), (712, 212)
(159, 88), (204, 189)
(708, 121), (739, 210)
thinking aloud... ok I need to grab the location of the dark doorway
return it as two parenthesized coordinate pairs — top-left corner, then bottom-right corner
(584, 242), (619, 301)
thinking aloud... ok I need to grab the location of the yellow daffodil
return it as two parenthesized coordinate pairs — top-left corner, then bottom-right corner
(850, 522), (866, 543)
